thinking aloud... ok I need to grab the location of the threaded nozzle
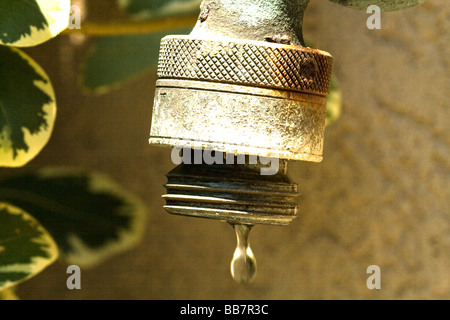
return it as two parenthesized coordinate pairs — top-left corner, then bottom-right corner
(162, 152), (298, 226)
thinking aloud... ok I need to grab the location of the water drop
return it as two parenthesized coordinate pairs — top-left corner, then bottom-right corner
(230, 224), (257, 284)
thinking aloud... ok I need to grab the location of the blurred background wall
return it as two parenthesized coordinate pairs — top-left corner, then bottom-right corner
(15, 0), (448, 299)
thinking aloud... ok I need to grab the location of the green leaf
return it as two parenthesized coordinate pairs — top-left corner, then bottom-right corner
(0, 202), (58, 291)
(0, 0), (71, 47)
(0, 168), (147, 268)
(80, 28), (191, 95)
(0, 46), (56, 167)
(325, 75), (342, 126)
(117, 0), (201, 20)
(328, 0), (427, 11)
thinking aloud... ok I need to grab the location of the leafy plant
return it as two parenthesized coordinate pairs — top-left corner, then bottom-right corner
(0, 1), (146, 299)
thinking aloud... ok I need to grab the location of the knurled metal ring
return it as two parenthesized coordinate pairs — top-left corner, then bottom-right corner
(157, 35), (333, 96)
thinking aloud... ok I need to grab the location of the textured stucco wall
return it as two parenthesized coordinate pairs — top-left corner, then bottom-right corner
(16, 0), (449, 299)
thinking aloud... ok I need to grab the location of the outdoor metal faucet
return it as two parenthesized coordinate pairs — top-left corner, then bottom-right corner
(148, 0), (428, 283)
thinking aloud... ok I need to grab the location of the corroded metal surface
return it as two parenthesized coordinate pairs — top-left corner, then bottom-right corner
(149, 0), (333, 231)
(191, 0), (311, 46)
(150, 79), (326, 161)
(149, 0), (333, 162)
(157, 36), (332, 96)
(164, 158), (298, 225)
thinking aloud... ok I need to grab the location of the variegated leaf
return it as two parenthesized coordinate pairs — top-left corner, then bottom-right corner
(0, 168), (147, 268)
(0, 0), (71, 47)
(0, 203), (58, 291)
(0, 46), (56, 167)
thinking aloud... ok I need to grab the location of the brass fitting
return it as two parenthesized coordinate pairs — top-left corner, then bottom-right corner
(149, 0), (333, 283)
(150, 0), (332, 162)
